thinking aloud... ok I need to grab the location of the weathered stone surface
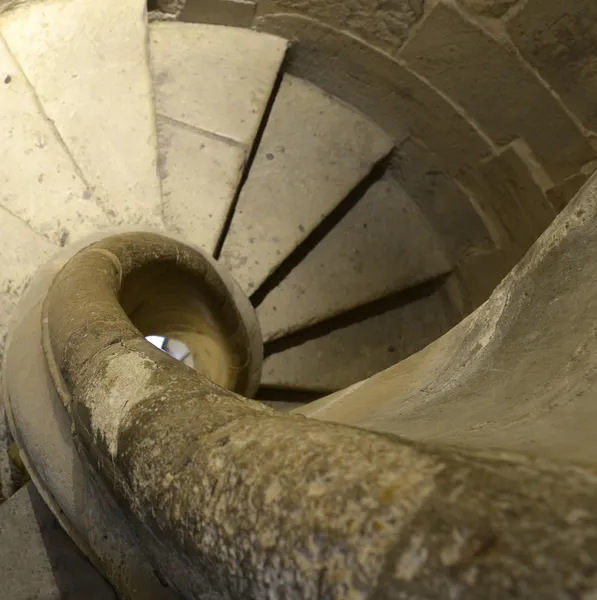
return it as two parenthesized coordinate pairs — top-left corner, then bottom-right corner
(257, 177), (451, 341)
(262, 285), (457, 391)
(255, 14), (493, 175)
(256, 0), (425, 56)
(219, 74), (394, 294)
(458, 0), (518, 18)
(507, 0), (597, 133)
(461, 144), (556, 261)
(0, 484), (117, 600)
(179, 0), (255, 26)
(0, 37), (110, 246)
(157, 116), (247, 254)
(393, 138), (493, 261)
(1, 0), (164, 227)
(546, 172), (590, 214)
(401, 2), (596, 180)
(149, 21), (287, 146)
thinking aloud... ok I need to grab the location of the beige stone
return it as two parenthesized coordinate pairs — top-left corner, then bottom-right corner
(149, 21), (287, 146)
(462, 145), (556, 260)
(255, 13), (493, 175)
(262, 286), (457, 392)
(256, 0), (425, 57)
(401, 2), (596, 181)
(508, 0), (597, 133)
(219, 74), (394, 294)
(392, 139), (493, 261)
(458, 0), (518, 18)
(0, 36), (110, 246)
(179, 0), (255, 26)
(257, 177), (451, 341)
(1, 0), (164, 227)
(157, 116), (247, 254)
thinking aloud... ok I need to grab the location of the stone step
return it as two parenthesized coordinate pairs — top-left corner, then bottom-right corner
(219, 74), (394, 294)
(256, 177), (451, 342)
(0, 36), (111, 247)
(0, 0), (163, 228)
(261, 284), (458, 393)
(149, 22), (287, 252)
(0, 483), (117, 600)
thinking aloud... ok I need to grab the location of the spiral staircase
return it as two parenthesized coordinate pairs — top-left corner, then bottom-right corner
(1, 0), (597, 598)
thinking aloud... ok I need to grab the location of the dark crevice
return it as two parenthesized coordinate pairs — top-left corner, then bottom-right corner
(213, 57), (288, 259)
(250, 150), (394, 307)
(254, 386), (324, 405)
(263, 275), (448, 358)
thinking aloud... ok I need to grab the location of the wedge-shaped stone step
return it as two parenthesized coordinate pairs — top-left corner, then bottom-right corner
(257, 177), (451, 341)
(261, 286), (458, 393)
(219, 75), (394, 293)
(1, 0), (163, 228)
(149, 22), (287, 251)
(0, 37), (110, 246)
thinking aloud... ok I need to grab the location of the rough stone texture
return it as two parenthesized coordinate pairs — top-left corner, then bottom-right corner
(255, 14), (493, 175)
(461, 144), (556, 262)
(0, 483), (117, 600)
(0, 0), (164, 228)
(219, 74), (394, 294)
(400, 2), (596, 181)
(256, 0), (425, 57)
(546, 172), (590, 214)
(149, 21), (287, 146)
(262, 285), (457, 391)
(0, 37), (110, 246)
(179, 0), (255, 26)
(157, 116), (247, 254)
(392, 138), (494, 261)
(508, 0), (597, 133)
(256, 177), (451, 342)
(458, 0), (518, 18)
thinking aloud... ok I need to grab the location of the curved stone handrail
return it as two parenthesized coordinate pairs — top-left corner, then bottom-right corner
(21, 232), (595, 598)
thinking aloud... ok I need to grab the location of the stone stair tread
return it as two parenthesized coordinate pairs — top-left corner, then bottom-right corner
(219, 74), (395, 294)
(0, 484), (117, 600)
(257, 177), (452, 342)
(0, 209), (56, 361)
(149, 21), (287, 146)
(1, 0), (163, 228)
(157, 116), (247, 253)
(261, 287), (457, 392)
(0, 37), (111, 247)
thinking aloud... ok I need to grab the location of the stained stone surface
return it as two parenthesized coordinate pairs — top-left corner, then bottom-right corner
(1, 0), (164, 227)
(257, 177), (451, 342)
(219, 74), (394, 294)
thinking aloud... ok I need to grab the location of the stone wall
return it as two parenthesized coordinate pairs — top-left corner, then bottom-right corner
(179, 0), (597, 311)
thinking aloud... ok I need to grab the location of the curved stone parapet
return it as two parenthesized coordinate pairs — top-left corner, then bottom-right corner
(3, 231), (597, 598)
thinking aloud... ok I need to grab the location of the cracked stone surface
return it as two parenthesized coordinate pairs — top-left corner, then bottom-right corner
(0, 0), (163, 227)
(149, 21), (287, 146)
(220, 74), (394, 294)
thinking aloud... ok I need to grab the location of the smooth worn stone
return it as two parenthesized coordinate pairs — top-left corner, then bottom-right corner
(149, 21), (287, 146)
(461, 144), (556, 262)
(255, 13), (493, 175)
(0, 207), (55, 363)
(257, 177), (451, 342)
(508, 0), (597, 133)
(219, 74), (394, 294)
(393, 138), (494, 261)
(0, 483), (117, 600)
(157, 116), (247, 254)
(262, 286), (457, 392)
(255, 0), (425, 57)
(401, 2), (596, 181)
(179, 0), (256, 27)
(0, 36), (110, 246)
(0, 0), (163, 228)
